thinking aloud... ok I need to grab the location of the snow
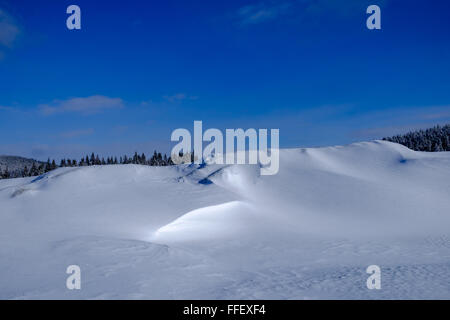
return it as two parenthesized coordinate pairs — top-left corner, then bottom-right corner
(1, 140), (450, 299)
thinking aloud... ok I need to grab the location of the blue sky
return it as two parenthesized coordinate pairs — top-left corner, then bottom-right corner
(0, 0), (450, 160)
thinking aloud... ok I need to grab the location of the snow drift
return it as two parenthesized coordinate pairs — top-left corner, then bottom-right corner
(1, 140), (450, 299)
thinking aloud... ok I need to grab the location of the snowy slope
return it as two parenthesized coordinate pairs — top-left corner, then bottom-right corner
(1, 140), (450, 299)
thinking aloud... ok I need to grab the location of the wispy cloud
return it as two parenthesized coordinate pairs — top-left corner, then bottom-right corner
(60, 128), (95, 139)
(0, 104), (28, 114)
(0, 105), (14, 111)
(112, 125), (129, 134)
(140, 93), (198, 107)
(234, 0), (388, 26)
(162, 93), (198, 103)
(304, 0), (365, 17)
(419, 108), (450, 120)
(0, 8), (20, 48)
(237, 1), (292, 25)
(39, 95), (124, 116)
(349, 105), (450, 140)
(351, 125), (433, 140)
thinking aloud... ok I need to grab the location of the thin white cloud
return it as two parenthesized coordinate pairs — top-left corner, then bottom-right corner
(163, 93), (186, 102)
(235, 0), (389, 26)
(0, 105), (14, 111)
(420, 109), (450, 120)
(0, 8), (20, 48)
(351, 125), (434, 139)
(60, 128), (95, 139)
(162, 93), (198, 103)
(304, 0), (389, 17)
(39, 95), (124, 116)
(237, 2), (292, 25)
(349, 105), (450, 139)
(110, 125), (129, 135)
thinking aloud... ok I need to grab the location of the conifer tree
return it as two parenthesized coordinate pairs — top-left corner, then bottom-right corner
(22, 165), (29, 177)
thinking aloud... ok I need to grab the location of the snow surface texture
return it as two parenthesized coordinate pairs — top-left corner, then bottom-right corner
(0, 140), (449, 299)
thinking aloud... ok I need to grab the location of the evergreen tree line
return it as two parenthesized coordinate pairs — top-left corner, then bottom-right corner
(383, 124), (450, 152)
(0, 151), (174, 180)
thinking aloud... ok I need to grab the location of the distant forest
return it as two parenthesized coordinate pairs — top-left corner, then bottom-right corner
(383, 124), (450, 152)
(0, 151), (174, 180)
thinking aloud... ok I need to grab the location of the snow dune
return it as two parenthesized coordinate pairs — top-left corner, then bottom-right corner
(1, 140), (450, 299)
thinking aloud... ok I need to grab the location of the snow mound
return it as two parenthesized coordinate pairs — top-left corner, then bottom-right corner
(152, 201), (256, 242)
(1, 140), (450, 299)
